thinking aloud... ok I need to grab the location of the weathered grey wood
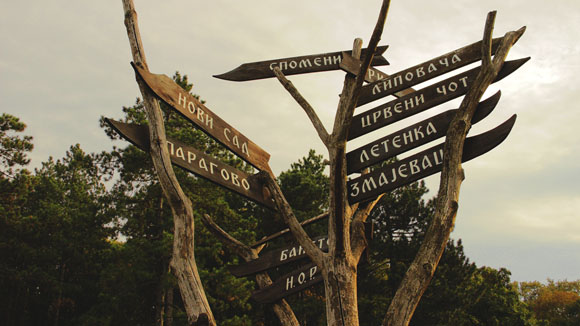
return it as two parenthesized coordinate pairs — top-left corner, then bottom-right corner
(133, 63), (272, 173)
(348, 58), (528, 140)
(357, 36), (519, 106)
(347, 115), (516, 204)
(200, 214), (300, 326)
(382, 13), (526, 326)
(121, 1), (215, 325)
(346, 91), (500, 174)
(230, 236), (329, 277)
(214, 46), (389, 81)
(251, 212), (329, 247)
(340, 53), (416, 98)
(106, 119), (275, 209)
(251, 262), (323, 303)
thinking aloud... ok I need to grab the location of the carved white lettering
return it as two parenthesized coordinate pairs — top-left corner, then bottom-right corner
(178, 93), (187, 108)
(176, 147), (185, 160)
(451, 54), (462, 64)
(362, 177), (377, 194)
(409, 159), (420, 174)
(398, 164), (408, 178)
(350, 182), (360, 198)
(286, 276), (294, 290)
(199, 158), (208, 172)
(359, 150), (370, 163)
(188, 151), (196, 164)
(371, 144), (380, 158)
(299, 59), (312, 68)
(242, 178), (250, 190)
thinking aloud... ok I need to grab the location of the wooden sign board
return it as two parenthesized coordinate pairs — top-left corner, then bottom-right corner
(251, 263), (322, 304)
(347, 115), (517, 204)
(213, 46), (390, 81)
(105, 119), (275, 209)
(229, 236), (328, 277)
(356, 37), (515, 106)
(348, 58), (529, 140)
(346, 92), (501, 174)
(132, 63), (272, 173)
(339, 53), (416, 98)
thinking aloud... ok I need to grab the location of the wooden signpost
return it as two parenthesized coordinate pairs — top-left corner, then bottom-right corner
(214, 33), (528, 303)
(348, 58), (528, 140)
(346, 91), (501, 174)
(229, 236), (328, 277)
(116, 2), (529, 324)
(339, 53), (416, 98)
(106, 119), (275, 209)
(347, 115), (517, 204)
(251, 262), (322, 304)
(132, 63), (272, 173)
(213, 46), (390, 81)
(356, 37), (519, 106)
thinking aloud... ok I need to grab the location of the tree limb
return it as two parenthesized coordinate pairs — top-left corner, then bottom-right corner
(121, 1), (214, 325)
(351, 194), (384, 262)
(257, 171), (326, 269)
(251, 211), (329, 247)
(382, 12), (526, 326)
(200, 214), (300, 326)
(273, 67), (330, 146)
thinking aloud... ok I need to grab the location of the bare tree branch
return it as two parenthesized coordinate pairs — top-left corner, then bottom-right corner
(382, 12), (526, 326)
(121, 1), (214, 324)
(273, 67), (330, 145)
(257, 171), (326, 269)
(351, 194), (384, 262)
(200, 214), (300, 326)
(251, 211), (329, 247)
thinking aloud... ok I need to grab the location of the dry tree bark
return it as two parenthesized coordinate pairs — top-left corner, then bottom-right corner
(200, 214), (300, 326)
(263, 2), (392, 325)
(382, 12), (526, 326)
(121, 1), (214, 325)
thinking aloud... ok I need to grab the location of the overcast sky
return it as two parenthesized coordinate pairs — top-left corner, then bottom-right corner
(1, 0), (578, 282)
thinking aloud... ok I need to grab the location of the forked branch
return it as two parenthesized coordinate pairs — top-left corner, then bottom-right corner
(273, 67), (330, 145)
(200, 214), (300, 326)
(257, 171), (326, 269)
(121, 1), (214, 324)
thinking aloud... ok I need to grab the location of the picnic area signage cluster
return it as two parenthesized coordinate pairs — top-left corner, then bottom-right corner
(216, 33), (527, 301)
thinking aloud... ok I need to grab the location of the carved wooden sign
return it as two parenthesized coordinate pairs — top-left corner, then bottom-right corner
(339, 53), (416, 98)
(346, 91), (501, 174)
(213, 46), (390, 81)
(229, 236), (328, 277)
(132, 63), (272, 173)
(348, 58), (529, 140)
(251, 262), (322, 304)
(347, 115), (517, 204)
(356, 37), (520, 106)
(105, 119), (275, 209)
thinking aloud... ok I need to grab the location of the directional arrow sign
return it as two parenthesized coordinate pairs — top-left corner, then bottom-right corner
(213, 46), (390, 81)
(347, 115), (517, 204)
(132, 63), (272, 173)
(357, 37), (518, 107)
(340, 52), (416, 98)
(229, 236), (328, 277)
(348, 58), (528, 140)
(105, 119), (275, 209)
(346, 91), (501, 174)
(251, 263), (322, 304)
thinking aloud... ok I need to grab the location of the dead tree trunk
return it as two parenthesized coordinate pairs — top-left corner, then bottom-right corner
(382, 12), (525, 326)
(120, 1), (215, 325)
